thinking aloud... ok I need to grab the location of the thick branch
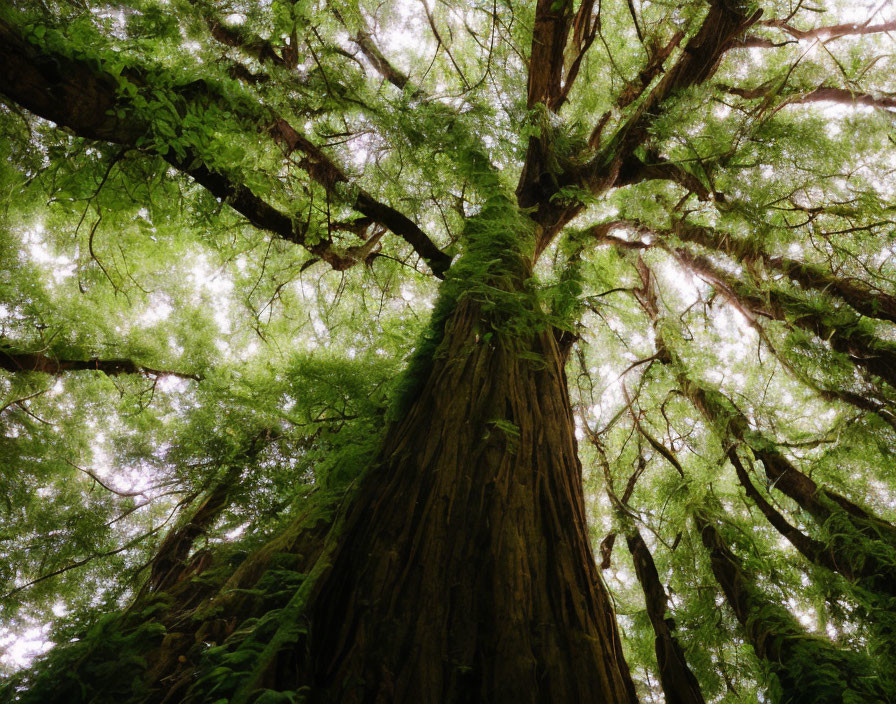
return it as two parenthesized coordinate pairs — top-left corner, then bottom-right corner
(626, 528), (706, 704)
(615, 157), (714, 200)
(624, 257), (896, 594)
(147, 429), (280, 592)
(727, 449), (846, 575)
(696, 511), (892, 702)
(526, 0), (574, 110)
(735, 18), (896, 48)
(674, 247), (896, 391)
(195, 9), (295, 69)
(665, 220), (896, 324)
(0, 346), (200, 381)
(519, 2), (761, 249)
(353, 30), (411, 90)
(553, 0), (599, 110)
(0, 18), (450, 277)
(588, 1), (762, 173)
(595, 221), (896, 428)
(615, 30), (687, 110)
(758, 17), (896, 42)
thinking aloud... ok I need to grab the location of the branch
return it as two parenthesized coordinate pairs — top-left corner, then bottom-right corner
(3, 522), (165, 600)
(0, 18), (451, 278)
(735, 17), (896, 48)
(526, 0), (574, 110)
(329, 7), (416, 93)
(520, 2), (762, 246)
(353, 30), (411, 90)
(667, 219), (896, 324)
(593, 217), (896, 325)
(727, 449), (845, 575)
(626, 527), (707, 704)
(758, 17), (896, 42)
(191, 4), (295, 69)
(0, 345), (201, 381)
(590, 1), (763, 171)
(721, 83), (896, 111)
(553, 0), (600, 110)
(268, 118), (450, 275)
(615, 155), (716, 200)
(614, 232), (896, 431)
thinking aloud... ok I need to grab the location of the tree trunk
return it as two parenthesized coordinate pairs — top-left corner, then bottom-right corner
(296, 294), (638, 703)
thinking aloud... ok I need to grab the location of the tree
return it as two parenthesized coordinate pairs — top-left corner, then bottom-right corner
(1, 0), (895, 701)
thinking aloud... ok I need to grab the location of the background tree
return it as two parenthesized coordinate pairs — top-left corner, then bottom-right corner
(1, 0), (895, 701)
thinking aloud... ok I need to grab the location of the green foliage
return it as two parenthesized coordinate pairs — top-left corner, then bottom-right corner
(2, 597), (170, 703)
(2, 0), (896, 701)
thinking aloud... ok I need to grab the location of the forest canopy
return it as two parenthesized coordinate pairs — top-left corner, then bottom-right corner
(1, 0), (896, 702)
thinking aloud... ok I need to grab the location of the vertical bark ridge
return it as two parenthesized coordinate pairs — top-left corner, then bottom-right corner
(300, 295), (639, 703)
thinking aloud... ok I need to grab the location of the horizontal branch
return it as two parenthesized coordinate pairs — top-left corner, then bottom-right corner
(615, 156), (715, 200)
(593, 218), (896, 325)
(736, 18), (896, 48)
(674, 247), (896, 391)
(666, 220), (896, 323)
(721, 83), (896, 111)
(0, 346), (201, 381)
(759, 17), (896, 41)
(611, 233), (896, 430)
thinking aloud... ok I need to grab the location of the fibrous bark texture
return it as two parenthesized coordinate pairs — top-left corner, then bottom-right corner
(299, 296), (638, 703)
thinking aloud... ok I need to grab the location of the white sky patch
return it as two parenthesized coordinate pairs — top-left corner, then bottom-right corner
(88, 431), (156, 496)
(0, 623), (53, 670)
(138, 293), (174, 326)
(657, 258), (702, 307)
(714, 306), (758, 363)
(157, 375), (187, 393)
(838, 0), (890, 24)
(189, 254), (234, 335)
(21, 223), (76, 284)
(224, 523), (249, 540)
(378, 0), (432, 54)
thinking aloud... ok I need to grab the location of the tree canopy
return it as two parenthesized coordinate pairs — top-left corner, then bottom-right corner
(1, 0), (896, 701)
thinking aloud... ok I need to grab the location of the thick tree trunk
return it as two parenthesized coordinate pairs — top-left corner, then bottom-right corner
(295, 295), (638, 703)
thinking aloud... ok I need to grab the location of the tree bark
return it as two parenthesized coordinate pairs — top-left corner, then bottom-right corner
(295, 293), (639, 703)
(107, 270), (641, 704)
(626, 529), (705, 704)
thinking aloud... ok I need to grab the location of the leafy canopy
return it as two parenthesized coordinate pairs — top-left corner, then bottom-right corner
(1, 0), (896, 700)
